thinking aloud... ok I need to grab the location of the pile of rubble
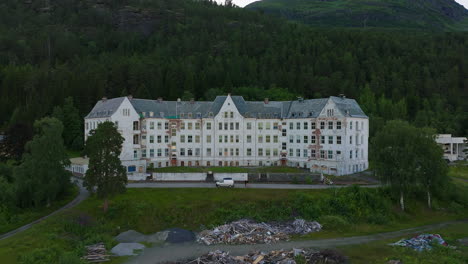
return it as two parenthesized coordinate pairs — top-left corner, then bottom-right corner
(169, 249), (348, 264)
(197, 219), (322, 245)
(389, 233), (448, 251)
(81, 243), (110, 263)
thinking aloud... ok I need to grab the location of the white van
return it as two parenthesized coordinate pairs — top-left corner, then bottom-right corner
(215, 178), (234, 188)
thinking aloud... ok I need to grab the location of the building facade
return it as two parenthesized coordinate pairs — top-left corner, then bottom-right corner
(435, 134), (467, 162)
(85, 95), (369, 176)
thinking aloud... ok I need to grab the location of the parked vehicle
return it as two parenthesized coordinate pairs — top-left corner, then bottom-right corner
(216, 178), (234, 188)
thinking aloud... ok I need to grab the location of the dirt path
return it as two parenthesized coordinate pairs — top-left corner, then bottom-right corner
(0, 179), (89, 241)
(127, 219), (468, 264)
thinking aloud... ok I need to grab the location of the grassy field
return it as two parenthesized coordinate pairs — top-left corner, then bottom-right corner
(0, 185), (78, 234)
(66, 149), (82, 158)
(338, 222), (468, 264)
(448, 164), (468, 180)
(150, 166), (306, 174)
(0, 184), (467, 264)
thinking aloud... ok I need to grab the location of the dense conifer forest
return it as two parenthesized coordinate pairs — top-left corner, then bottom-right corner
(0, 0), (467, 139)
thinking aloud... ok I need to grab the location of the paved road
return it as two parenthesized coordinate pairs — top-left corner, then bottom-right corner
(0, 179), (89, 241)
(128, 219), (468, 264)
(127, 182), (380, 189)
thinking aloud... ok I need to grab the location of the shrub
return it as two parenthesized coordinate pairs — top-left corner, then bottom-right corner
(318, 215), (350, 231)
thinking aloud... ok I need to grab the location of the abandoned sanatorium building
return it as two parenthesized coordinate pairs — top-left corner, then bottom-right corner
(84, 95), (369, 176)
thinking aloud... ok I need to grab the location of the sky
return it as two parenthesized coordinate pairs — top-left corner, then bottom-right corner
(215, 0), (468, 9)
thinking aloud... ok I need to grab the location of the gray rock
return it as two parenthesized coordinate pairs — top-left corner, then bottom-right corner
(114, 230), (145, 243)
(387, 260), (403, 264)
(111, 243), (145, 256)
(146, 231), (169, 243)
(165, 228), (196, 244)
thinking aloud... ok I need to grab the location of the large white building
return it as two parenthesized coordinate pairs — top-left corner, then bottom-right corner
(435, 134), (467, 162)
(84, 95), (369, 176)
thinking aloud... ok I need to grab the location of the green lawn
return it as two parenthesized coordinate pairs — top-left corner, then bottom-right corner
(66, 149), (82, 158)
(0, 185), (78, 234)
(150, 166), (306, 174)
(338, 222), (468, 264)
(449, 164), (468, 180)
(0, 186), (466, 264)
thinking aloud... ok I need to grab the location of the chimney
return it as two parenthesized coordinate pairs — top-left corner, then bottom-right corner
(297, 97), (304, 102)
(190, 98), (195, 104)
(177, 98), (181, 102)
(102, 96), (107, 102)
(264, 98), (269, 104)
(157, 97), (163, 102)
(227, 93), (231, 96)
(127, 95), (133, 99)
(339, 94), (346, 99)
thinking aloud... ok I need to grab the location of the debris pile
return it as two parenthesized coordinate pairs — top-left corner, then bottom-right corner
(197, 219), (321, 245)
(389, 233), (448, 251)
(168, 249), (348, 264)
(82, 243), (110, 263)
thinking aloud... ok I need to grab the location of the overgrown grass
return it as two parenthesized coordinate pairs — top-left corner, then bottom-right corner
(0, 184), (466, 264)
(338, 222), (468, 264)
(0, 185), (79, 234)
(150, 166), (306, 174)
(66, 149), (82, 158)
(448, 164), (468, 180)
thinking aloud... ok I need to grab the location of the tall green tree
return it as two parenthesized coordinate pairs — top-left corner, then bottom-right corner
(14, 117), (71, 208)
(415, 128), (449, 209)
(84, 121), (127, 212)
(372, 120), (420, 211)
(52, 97), (83, 151)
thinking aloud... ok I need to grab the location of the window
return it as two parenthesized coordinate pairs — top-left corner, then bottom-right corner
(296, 149), (301, 157)
(150, 122), (154, 129)
(356, 121), (358, 130)
(207, 135), (211, 143)
(289, 135), (294, 143)
(195, 122), (200, 130)
(328, 121), (333, 130)
(188, 113), (192, 118)
(337, 121), (342, 130)
(319, 122), (324, 129)
(207, 148), (212, 156)
(337, 136), (342, 144)
(282, 129), (287, 136)
(188, 123), (193, 130)
(336, 150), (341, 155)
(328, 136), (333, 144)
(188, 135), (193, 143)
(157, 149), (162, 157)
(150, 149), (155, 157)
(219, 122), (223, 130)
(218, 148), (223, 156)
(258, 122), (263, 130)
(266, 148), (271, 156)
(320, 150), (325, 159)
(230, 112), (234, 118)
(133, 121), (139, 131)
(157, 135), (162, 143)
(188, 148), (193, 156)
(230, 148), (234, 156)
(311, 136), (316, 144)
(236, 122), (239, 130)
(206, 122), (212, 130)
(273, 135), (279, 143)
(236, 148), (239, 156)
(289, 149), (293, 156)
(142, 149), (146, 158)
(224, 135), (228, 142)
(133, 135), (139, 144)
(230, 122), (234, 130)
(311, 149), (316, 158)
(134, 150), (138, 159)
(247, 135), (252, 143)
(195, 135), (200, 143)
(181, 122), (185, 130)
(224, 112), (228, 118)
(296, 122), (300, 130)
(180, 148), (185, 156)
(266, 122), (271, 130)
(327, 109), (334, 117)
(320, 136), (325, 144)
(273, 123), (278, 130)
(356, 135), (359, 145)
(224, 123), (228, 130)
(258, 136), (263, 143)
(247, 148), (252, 156)
(273, 149), (278, 156)
(282, 142), (287, 150)
(150, 135), (154, 144)
(304, 122), (308, 130)
(356, 149), (359, 158)
(328, 150), (333, 159)
(157, 122), (162, 129)
(296, 135), (300, 143)
(304, 136), (308, 144)
(350, 150), (353, 159)
(230, 135), (234, 143)
(123, 109), (130, 116)
(236, 135), (239, 143)
(311, 122), (316, 129)
(165, 148), (169, 156)
(266, 135), (271, 143)
(350, 136), (352, 144)
(350, 121), (353, 130)
(195, 148), (200, 156)
(303, 149), (308, 158)
(289, 123), (293, 130)
(247, 122), (252, 130)
(218, 135), (222, 143)
(164, 122), (169, 130)
(180, 135), (185, 143)
(165, 135), (169, 143)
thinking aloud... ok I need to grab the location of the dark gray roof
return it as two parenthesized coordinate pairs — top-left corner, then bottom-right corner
(85, 97), (125, 118)
(86, 95), (368, 119)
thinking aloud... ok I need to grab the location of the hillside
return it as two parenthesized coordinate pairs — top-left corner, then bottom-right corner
(246, 0), (468, 30)
(0, 0), (467, 138)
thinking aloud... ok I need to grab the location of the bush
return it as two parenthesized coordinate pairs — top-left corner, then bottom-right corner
(318, 215), (350, 231)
